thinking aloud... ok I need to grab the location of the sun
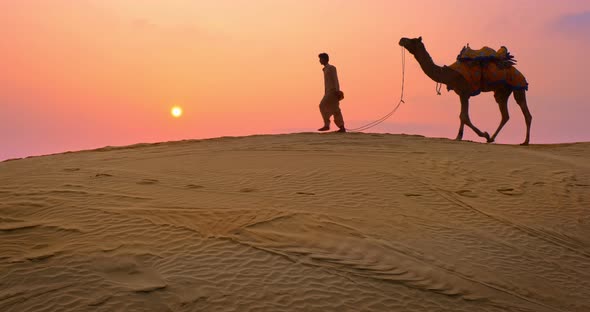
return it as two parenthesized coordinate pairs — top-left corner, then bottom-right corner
(171, 106), (183, 118)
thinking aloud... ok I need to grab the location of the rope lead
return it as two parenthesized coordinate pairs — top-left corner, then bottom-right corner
(349, 46), (407, 132)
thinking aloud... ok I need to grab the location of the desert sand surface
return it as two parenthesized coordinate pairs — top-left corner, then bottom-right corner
(1, 133), (589, 312)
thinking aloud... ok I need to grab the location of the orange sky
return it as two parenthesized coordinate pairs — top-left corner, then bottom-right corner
(1, 1), (589, 160)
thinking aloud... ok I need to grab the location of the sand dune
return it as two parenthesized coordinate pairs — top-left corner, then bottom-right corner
(1, 133), (589, 311)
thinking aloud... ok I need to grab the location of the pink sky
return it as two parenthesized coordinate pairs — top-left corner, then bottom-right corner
(1, 0), (589, 160)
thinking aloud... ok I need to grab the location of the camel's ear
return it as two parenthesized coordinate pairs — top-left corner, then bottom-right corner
(418, 36), (422, 42)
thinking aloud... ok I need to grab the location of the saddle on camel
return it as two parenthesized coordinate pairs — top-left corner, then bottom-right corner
(448, 44), (529, 96)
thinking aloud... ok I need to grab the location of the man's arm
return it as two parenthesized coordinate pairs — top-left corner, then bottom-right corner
(330, 66), (340, 93)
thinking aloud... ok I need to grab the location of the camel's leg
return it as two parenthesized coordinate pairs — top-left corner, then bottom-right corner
(455, 120), (465, 141)
(455, 92), (466, 140)
(489, 89), (512, 143)
(459, 95), (491, 142)
(513, 89), (532, 145)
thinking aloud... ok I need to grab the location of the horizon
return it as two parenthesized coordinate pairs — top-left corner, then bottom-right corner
(4, 131), (588, 163)
(2, 1), (590, 160)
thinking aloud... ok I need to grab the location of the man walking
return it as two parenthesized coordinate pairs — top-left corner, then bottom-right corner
(317, 53), (346, 133)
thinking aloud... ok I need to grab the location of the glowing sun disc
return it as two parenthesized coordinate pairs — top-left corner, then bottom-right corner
(171, 106), (183, 118)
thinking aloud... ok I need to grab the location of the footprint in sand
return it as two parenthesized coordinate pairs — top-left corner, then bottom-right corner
(404, 193), (422, 197)
(88, 295), (112, 307)
(63, 184), (84, 188)
(186, 184), (205, 189)
(455, 190), (478, 198)
(240, 188), (258, 193)
(296, 192), (316, 196)
(94, 256), (167, 294)
(95, 173), (113, 178)
(497, 188), (523, 196)
(63, 168), (80, 172)
(32, 243), (49, 250)
(137, 179), (159, 185)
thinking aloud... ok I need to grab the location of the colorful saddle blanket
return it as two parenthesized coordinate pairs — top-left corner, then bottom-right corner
(448, 45), (528, 96)
(456, 45), (513, 63)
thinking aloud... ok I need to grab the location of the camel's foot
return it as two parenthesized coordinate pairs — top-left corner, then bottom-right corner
(520, 141), (529, 146)
(454, 135), (463, 141)
(483, 132), (492, 143)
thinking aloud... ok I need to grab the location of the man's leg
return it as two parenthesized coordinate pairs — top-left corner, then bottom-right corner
(333, 103), (345, 132)
(318, 96), (331, 131)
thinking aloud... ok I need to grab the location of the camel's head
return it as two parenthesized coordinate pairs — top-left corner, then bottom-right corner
(399, 37), (423, 55)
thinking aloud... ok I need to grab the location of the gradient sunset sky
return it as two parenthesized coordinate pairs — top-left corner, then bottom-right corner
(1, 0), (589, 160)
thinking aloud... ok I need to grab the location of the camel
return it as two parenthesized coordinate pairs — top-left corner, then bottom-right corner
(399, 37), (532, 145)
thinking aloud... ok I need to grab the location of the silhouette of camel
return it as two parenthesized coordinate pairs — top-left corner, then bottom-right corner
(399, 37), (532, 145)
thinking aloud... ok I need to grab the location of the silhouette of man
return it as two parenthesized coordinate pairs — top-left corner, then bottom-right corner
(317, 53), (346, 132)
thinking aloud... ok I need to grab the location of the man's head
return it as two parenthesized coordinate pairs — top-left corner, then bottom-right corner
(318, 53), (329, 65)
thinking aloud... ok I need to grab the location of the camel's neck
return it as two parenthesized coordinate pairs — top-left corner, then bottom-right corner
(413, 45), (446, 83)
